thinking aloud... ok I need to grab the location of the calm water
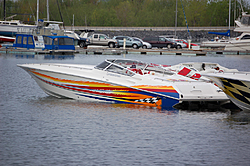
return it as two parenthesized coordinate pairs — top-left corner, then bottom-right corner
(1, 52), (250, 166)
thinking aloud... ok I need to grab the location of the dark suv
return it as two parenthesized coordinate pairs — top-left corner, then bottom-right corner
(142, 36), (177, 49)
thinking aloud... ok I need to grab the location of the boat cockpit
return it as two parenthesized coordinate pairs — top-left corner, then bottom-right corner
(95, 59), (174, 77)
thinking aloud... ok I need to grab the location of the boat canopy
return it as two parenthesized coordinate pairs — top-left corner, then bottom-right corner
(208, 29), (230, 37)
(13, 34), (41, 49)
(43, 35), (75, 50)
(13, 34), (75, 50)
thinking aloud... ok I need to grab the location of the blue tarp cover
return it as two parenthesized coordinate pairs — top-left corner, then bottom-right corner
(208, 30), (230, 37)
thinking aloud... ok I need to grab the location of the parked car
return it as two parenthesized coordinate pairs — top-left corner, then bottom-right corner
(88, 33), (118, 48)
(132, 37), (152, 49)
(142, 36), (177, 49)
(113, 36), (142, 49)
(160, 36), (183, 49)
(174, 39), (199, 48)
(166, 38), (185, 49)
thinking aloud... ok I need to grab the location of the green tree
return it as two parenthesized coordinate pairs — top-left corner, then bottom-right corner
(115, 1), (135, 26)
(2, 0), (250, 27)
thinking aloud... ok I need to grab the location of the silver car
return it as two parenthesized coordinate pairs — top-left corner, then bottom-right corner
(113, 36), (142, 49)
(132, 37), (152, 49)
(167, 38), (186, 49)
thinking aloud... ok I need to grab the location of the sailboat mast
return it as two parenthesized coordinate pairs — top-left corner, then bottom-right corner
(3, 0), (6, 21)
(175, 0), (177, 37)
(229, 0), (231, 30)
(37, 0), (39, 25)
(57, 0), (65, 29)
(47, 0), (49, 21)
(180, 0), (191, 39)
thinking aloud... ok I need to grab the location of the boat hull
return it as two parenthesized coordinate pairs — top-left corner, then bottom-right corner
(0, 23), (36, 37)
(205, 73), (250, 111)
(22, 67), (180, 109)
(200, 40), (229, 48)
(224, 41), (250, 51)
(0, 35), (15, 43)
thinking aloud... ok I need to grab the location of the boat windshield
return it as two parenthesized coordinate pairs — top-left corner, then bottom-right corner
(95, 59), (135, 76)
(95, 60), (113, 70)
(95, 59), (174, 76)
(241, 15), (250, 26)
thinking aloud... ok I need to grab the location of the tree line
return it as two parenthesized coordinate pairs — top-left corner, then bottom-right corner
(1, 0), (250, 27)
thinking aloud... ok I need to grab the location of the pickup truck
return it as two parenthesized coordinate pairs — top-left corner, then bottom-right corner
(87, 33), (117, 48)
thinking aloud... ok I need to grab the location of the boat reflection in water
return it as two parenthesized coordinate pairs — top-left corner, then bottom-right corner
(15, 54), (35, 59)
(227, 111), (250, 124)
(13, 54), (74, 60)
(32, 95), (179, 114)
(43, 54), (75, 60)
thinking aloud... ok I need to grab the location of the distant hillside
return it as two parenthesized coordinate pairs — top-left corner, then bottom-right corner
(1, 0), (250, 27)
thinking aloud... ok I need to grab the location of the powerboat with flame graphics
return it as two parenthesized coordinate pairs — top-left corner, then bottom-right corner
(204, 72), (250, 111)
(18, 59), (229, 109)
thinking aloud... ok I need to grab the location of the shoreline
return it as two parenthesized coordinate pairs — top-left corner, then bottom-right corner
(65, 26), (241, 42)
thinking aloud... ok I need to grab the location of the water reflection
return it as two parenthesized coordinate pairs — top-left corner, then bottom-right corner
(29, 96), (179, 114)
(226, 111), (250, 125)
(43, 55), (75, 60)
(29, 95), (248, 115)
(15, 54), (35, 59)
(2, 54), (75, 60)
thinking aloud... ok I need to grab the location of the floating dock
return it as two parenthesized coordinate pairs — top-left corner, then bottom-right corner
(1, 45), (250, 55)
(76, 46), (207, 56)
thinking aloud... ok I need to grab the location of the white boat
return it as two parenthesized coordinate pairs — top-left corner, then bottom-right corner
(163, 62), (238, 81)
(165, 62), (238, 73)
(204, 72), (250, 111)
(0, 20), (37, 37)
(224, 33), (250, 51)
(200, 38), (232, 48)
(17, 59), (229, 109)
(200, 29), (232, 48)
(234, 12), (250, 33)
(221, 12), (250, 51)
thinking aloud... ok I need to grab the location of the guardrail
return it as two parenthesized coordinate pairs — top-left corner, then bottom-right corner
(65, 26), (235, 31)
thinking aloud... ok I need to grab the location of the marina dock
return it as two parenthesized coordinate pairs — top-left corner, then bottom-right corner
(1, 46), (250, 56)
(78, 47), (207, 56)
